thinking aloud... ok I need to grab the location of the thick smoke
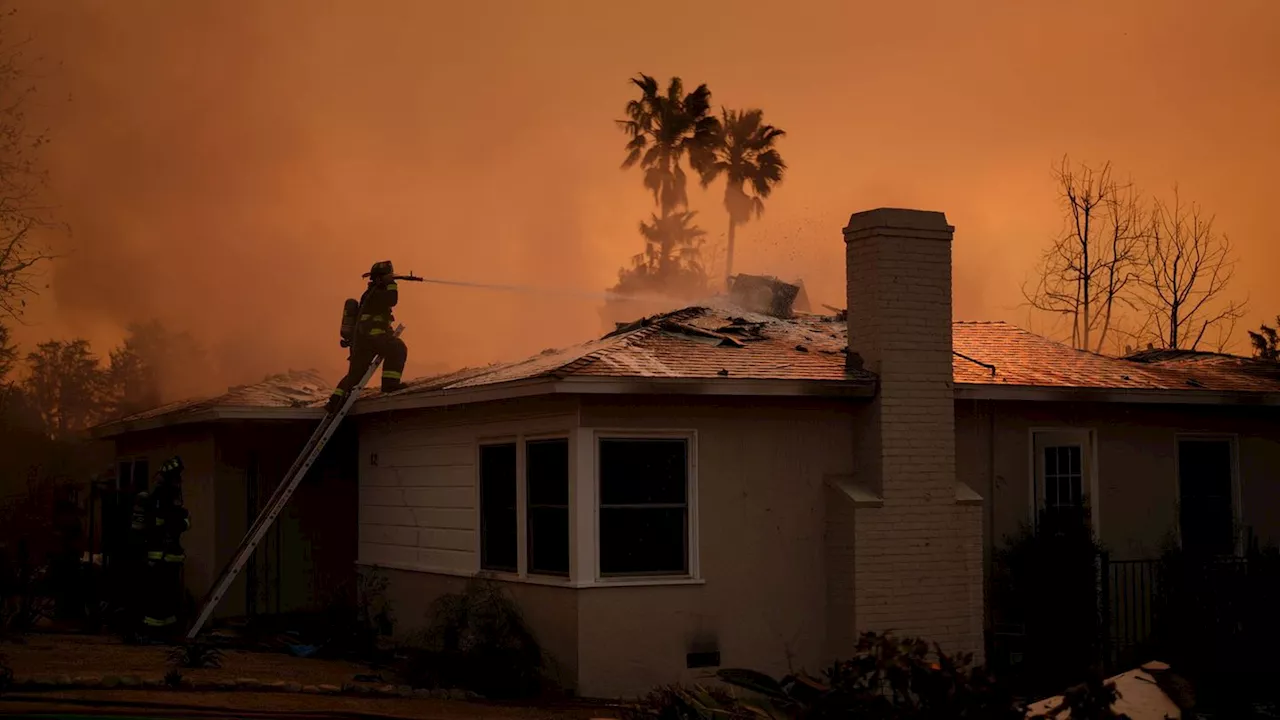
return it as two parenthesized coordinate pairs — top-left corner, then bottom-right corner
(6, 0), (1279, 400)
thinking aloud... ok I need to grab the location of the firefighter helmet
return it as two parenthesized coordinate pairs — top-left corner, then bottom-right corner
(367, 260), (394, 279)
(160, 456), (184, 478)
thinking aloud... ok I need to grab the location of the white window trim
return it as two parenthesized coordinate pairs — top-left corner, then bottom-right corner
(474, 430), (575, 583)
(1173, 433), (1243, 556)
(1026, 427), (1100, 536)
(590, 428), (701, 586)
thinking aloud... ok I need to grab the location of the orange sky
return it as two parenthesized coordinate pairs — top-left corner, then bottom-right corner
(7, 0), (1280, 395)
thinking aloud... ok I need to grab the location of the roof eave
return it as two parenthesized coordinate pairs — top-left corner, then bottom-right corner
(89, 406), (327, 439)
(351, 374), (877, 415)
(956, 383), (1280, 406)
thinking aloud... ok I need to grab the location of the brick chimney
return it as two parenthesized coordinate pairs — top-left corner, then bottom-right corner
(841, 208), (983, 661)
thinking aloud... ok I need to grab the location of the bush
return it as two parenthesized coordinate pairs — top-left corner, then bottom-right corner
(991, 505), (1106, 696)
(398, 580), (544, 699)
(169, 641), (225, 669)
(623, 632), (1128, 720)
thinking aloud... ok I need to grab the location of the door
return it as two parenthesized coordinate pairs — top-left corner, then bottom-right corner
(1177, 438), (1236, 556)
(1032, 430), (1094, 528)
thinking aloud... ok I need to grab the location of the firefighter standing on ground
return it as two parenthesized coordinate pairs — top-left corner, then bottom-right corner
(326, 260), (409, 411)
(142, 456), (189, 638)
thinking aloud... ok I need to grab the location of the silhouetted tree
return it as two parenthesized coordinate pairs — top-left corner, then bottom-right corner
(0, 6), (59, 321)
(1024, 158), (1147, 354)
(105, 320), (209, 416)
(1249, 318), (1279, 361)
(613, 210), (709, 299)
(1136, 187), (1246, 351)
(614, 74), (718, 299)
(22, 339), (107, 438)
(700, 108), (787, 286)
(0, 322), (13, 383)
(617, 74), (717, 217)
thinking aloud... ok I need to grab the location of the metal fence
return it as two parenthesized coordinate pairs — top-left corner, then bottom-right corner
(1100, 552), (1280, 675)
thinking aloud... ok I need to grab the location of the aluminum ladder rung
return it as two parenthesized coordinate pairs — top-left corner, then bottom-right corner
(185, 325), (404, 640)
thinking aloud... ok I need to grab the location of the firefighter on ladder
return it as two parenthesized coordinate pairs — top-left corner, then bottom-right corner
(325, 260), (409, 412)
(142, 456), (189, 639)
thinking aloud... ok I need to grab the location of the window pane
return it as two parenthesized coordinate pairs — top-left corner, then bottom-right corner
(599, 439), (687, 506)
(1042, 445), (1084, 513)
(117, 461), (132, 491)
(600, 507), (688, 575)
(528, 506), (569, 575)
(527, 438), (569, 576)
(1178, 440), (1234, 555)
(527, 439), (569, 506)
(132, 459), (150, 491)
(480, 443), (517, 572)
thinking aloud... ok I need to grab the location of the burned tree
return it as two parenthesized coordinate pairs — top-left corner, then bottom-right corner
(1024, 157), (1147, 354)
(1249, 318), (1279, 361)
(0, 6), (57, 321)
(1136, 188), (1245, 351)
(22, 339), (107, 438)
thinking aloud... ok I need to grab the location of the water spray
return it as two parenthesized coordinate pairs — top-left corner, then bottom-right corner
(409, 274), (689, 306)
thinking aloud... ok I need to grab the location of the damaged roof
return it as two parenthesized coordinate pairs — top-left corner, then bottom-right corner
(90, 369), (330, 438)
(92, 307), (1280, 436)
(952, 321), (1280, 395)
(381, 305), (866, 393)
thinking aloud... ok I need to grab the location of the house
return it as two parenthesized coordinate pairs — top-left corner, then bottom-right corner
(90, 370), (355, 619)
(90, 207), (1280, 699)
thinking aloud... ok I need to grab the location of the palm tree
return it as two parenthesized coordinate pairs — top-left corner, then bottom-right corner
(701, 108), (787, 287)
(617, 74), (718, 217)
(614, 211), (709, 299)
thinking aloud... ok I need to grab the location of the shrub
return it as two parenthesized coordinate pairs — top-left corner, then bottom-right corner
(991, 505), (1106, 696)
(624, 632), (1129, 720)
(168, 641), (224, 669)
(399, 580), (543, 699)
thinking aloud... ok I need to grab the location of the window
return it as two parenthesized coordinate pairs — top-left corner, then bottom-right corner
(526, 439), (570, 576)
(598, 438), (690, 577)
(1031, 430), (1094, 530)
(479, 443), (517, 572)
(132, 458), (150, 491)
(1178, 438), (1236, 556)
(1042, 445), (1084, 513)
(117, 458), (150, 492)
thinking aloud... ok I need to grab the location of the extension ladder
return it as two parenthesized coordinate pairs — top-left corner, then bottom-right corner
(185, 325), (405, 640)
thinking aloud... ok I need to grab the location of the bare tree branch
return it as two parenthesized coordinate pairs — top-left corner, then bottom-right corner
(0, 5), (61, 322)
(1133, 186), (1247, 351)
(1022, 156), (1148, 355)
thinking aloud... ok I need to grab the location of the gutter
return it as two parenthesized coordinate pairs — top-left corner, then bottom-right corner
(352, 374), (877, 415)
(955, 383), (1280, 406)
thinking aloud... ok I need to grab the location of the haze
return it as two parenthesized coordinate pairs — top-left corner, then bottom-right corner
(9, 0), (1280, 396)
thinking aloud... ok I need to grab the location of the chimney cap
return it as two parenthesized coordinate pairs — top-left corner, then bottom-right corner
(843, 208), (953, 239)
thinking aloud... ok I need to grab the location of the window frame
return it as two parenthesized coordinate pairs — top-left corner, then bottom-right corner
(476, 438), (519, 574)
(473, 430), (573, 582)
(1027, 428), (1099, 534)
(592, 429), (699, 584)
(525, 436), (571, 578)
(1174, 433), (1242, 557)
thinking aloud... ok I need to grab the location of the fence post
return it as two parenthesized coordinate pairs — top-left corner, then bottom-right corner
(1098, 550), (1112, 674)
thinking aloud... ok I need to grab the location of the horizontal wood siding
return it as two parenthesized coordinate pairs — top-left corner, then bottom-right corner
(357, 397), (578, 574)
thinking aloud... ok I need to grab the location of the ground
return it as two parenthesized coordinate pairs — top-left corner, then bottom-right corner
(0, 634), (617, 719)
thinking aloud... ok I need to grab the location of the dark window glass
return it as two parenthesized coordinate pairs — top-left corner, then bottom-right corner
(599, 439), (689, 576)
(1042, 446), (1084, 513)
(1178, 440), (1235, 556)
(527, 439), (569, 576)
(479, 443), (517, 572)
(117, 461), (132, 491)
(131, 458), (150, 492)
